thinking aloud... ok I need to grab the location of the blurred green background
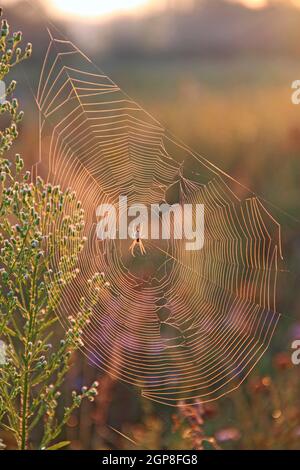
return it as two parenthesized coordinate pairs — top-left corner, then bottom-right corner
(1, 0), (300, 450)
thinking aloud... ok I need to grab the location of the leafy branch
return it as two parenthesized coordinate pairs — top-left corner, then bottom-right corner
(0, 10), (103, 450)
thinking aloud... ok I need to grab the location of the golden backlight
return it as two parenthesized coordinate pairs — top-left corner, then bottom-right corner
(240, 0), (267, 7)
(230, 0), (268, 8)
(51, 0), (151, 19)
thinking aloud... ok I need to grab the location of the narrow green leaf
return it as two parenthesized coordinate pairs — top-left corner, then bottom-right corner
(45, 441), (70, 450)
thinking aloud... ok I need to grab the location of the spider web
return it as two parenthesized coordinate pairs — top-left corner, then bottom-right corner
(33, 32), (282, 406)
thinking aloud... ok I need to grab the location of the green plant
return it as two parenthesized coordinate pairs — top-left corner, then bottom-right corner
(0, 10), (103, 450)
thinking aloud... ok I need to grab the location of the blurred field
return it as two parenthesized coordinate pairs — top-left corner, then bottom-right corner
(101, 56), (300, 217)
(27, 55), (300, 450)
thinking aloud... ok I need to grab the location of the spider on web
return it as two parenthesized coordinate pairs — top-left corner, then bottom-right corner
(129, 224), (146, 257)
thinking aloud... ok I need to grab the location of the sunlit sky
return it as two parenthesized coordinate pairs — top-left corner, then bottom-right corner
(48, 0), (292, 20)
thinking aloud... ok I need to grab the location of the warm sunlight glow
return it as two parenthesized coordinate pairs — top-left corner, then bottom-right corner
(51, 0), (151, 19)
(229, 0), (268, 8)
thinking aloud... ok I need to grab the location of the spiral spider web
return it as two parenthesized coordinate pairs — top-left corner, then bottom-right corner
(33, 32), (282, 406)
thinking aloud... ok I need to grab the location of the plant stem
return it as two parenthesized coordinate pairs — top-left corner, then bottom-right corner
(20, 259), (38, 450)
(20, 365), (29, 450)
